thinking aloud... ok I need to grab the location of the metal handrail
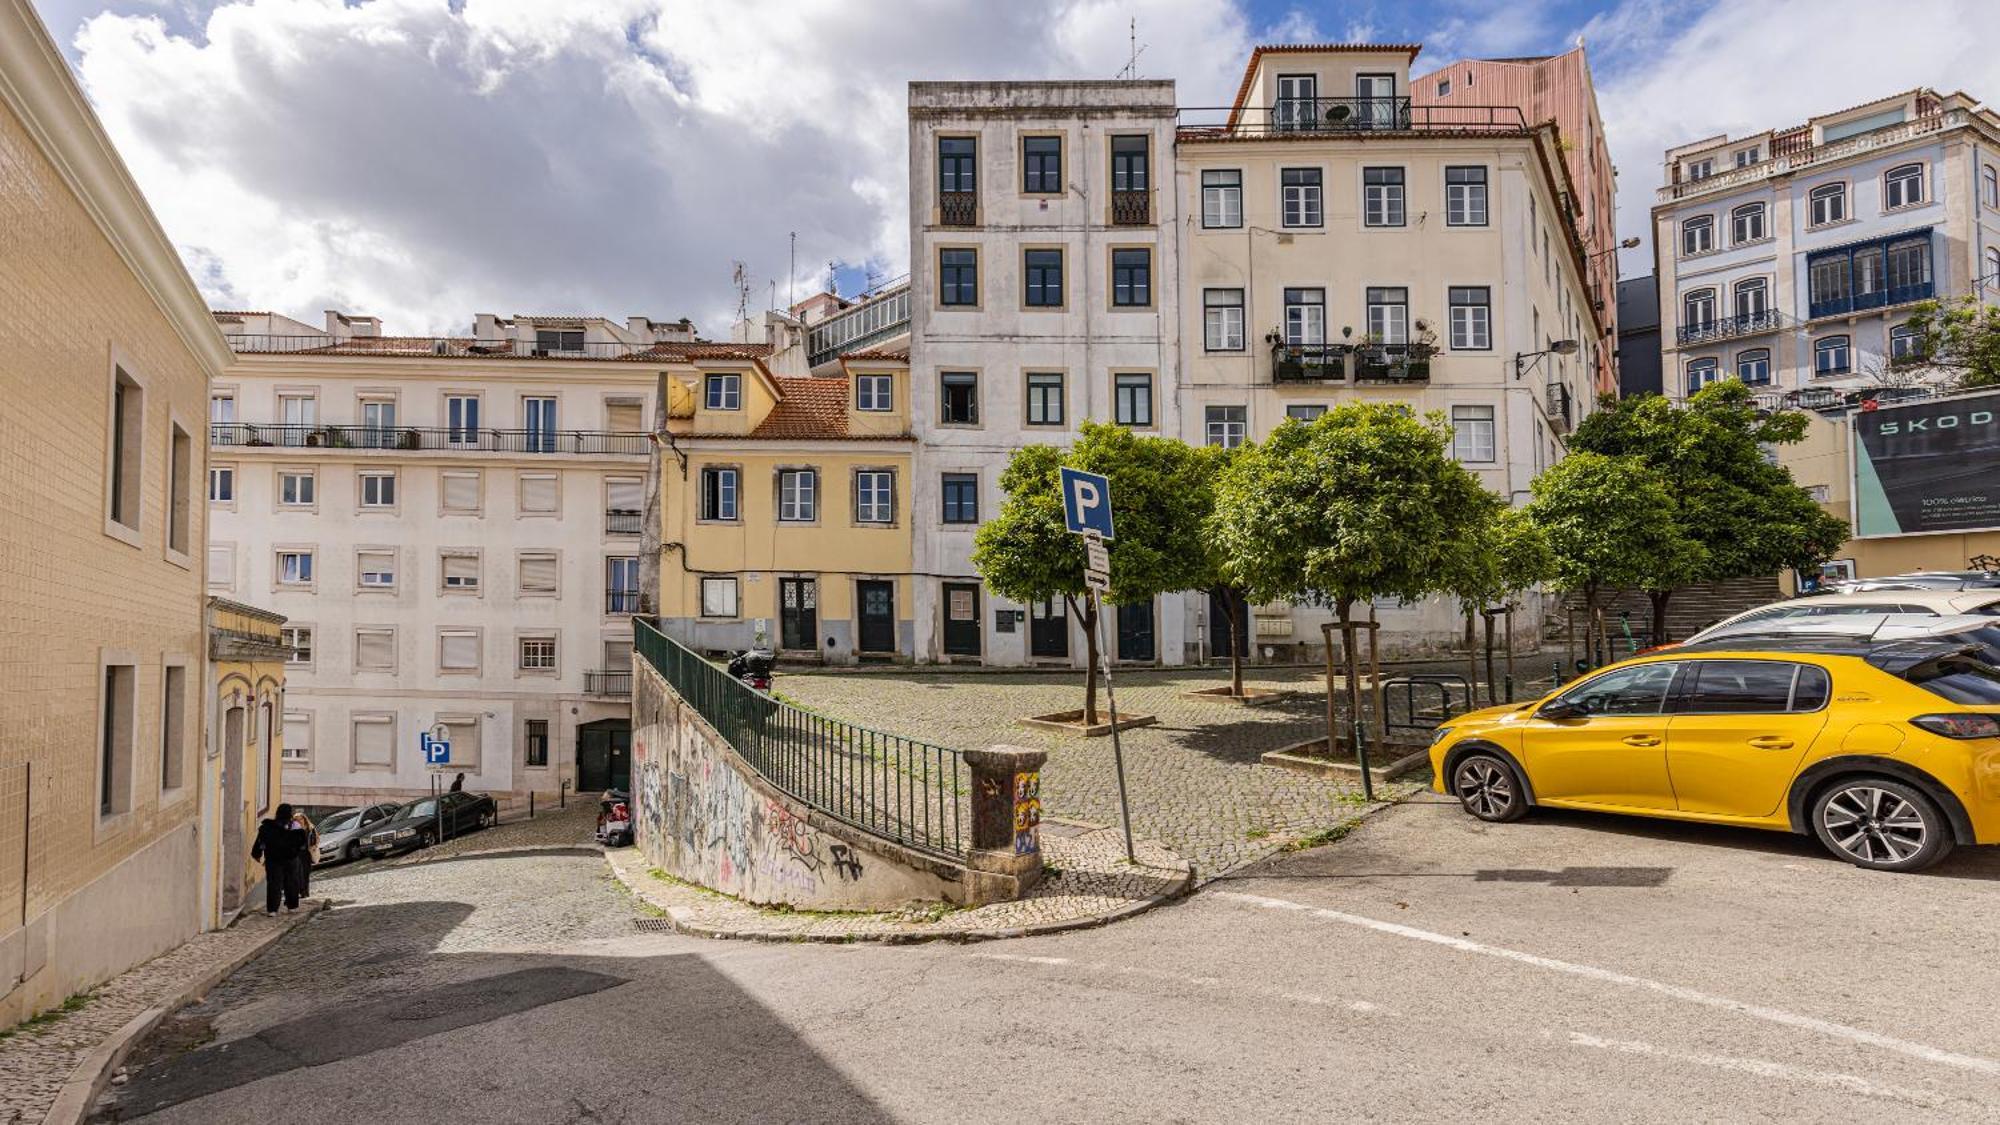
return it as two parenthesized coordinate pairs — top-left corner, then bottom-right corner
(1383, 674), (1473, 737)
(584, 670), (633, 697)
(223, 334), (694, 360)
(1179, 100), (1527, 138)
(1676, 309), (1786, 346)
(208, 423), (649, 455)
(634, 619), (968, 858)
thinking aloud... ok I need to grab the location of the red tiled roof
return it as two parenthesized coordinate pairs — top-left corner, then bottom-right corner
(749, 377), (850, 439)
(638, 341), (775, 361)
(845, 344), (909, 362)
(210, 310), (272, 318)
(1226, 43), (1425, 126)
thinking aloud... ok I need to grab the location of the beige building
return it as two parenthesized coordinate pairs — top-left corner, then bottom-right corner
(0, 0), (231, 1023)
(203, 599), (288, 926)
(1175, 44), (1603, 654)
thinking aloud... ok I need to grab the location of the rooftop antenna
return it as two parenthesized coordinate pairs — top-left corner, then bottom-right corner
(768, 279), (777, 312)
(1115, 17), (1146, 80)
(788, 231), (797, 309)
(828, 260), (839, 298)
(732, 261), (750, 322)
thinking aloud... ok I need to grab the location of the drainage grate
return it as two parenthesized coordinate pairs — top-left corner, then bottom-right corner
(632, 917), (677, 933)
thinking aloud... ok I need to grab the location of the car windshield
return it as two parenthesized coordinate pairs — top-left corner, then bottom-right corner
(320, 811), (360, 833)
(1898, 652), (2000, 704)
(1550, 661), (1679, 716)
(405, 799), (436, 819)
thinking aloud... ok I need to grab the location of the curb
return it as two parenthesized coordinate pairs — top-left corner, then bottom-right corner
(44, 901), (327, 1125)
(381, 842), (602, 869)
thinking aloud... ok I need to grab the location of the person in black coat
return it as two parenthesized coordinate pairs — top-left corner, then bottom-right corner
(251, 803), (308, 914)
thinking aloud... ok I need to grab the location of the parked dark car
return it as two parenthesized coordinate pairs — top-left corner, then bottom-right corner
(357, 791), (499, 858)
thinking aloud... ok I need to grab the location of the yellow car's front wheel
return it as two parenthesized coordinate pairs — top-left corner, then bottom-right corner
(1451, 753), (1529, 823)
(1809, 778), (1955, 873)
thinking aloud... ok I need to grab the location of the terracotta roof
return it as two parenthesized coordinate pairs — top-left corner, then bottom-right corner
(638, 341), (775, 361)
(750, 377), (849, 439)
(210, 310), (272, 318)
(1227, 43), (1425, 125)
(845, 344), (909, 362)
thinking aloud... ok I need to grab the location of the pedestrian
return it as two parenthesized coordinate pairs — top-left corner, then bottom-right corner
(291, 808), (318, 897)
(250, 803), (308, 914)
(449, 772), (465, 793)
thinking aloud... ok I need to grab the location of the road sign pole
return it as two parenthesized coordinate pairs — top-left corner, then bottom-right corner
(1092, 589), (1137, 864)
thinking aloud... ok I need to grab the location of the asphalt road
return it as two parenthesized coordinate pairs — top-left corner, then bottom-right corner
(92, 798), (2000, 1124)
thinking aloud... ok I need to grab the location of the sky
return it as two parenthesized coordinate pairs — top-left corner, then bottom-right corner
(26, 0), (2000, 336)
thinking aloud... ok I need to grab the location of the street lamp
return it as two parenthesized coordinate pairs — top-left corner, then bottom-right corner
(1514, 338), (1580, 380)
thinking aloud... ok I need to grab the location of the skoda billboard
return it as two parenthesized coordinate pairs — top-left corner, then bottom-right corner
(1853, 389), (2000, 537)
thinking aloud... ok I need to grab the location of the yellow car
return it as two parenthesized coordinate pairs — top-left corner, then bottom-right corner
(1429, 619), (2000, 872)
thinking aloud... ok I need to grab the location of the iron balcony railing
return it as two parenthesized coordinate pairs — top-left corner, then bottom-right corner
(605, 508), (643, 536)
(1179, 99), (1528, 139)
(1676, 309), (1787, 346)
(1272, 344), (1345, 383)
(938, 190), (977, 227)
(1545, 380), (1575, 433)
(606, 589), (640, 615)
(224, 334), (685, 360)
(1808, 279), (1935, 320)
(634, 619), (968, 858)
(209, 423), (649, 455)
(1110, 189), (1151, 225)
(584, 669), (632, 697)
(1355, 344), (1432, 383)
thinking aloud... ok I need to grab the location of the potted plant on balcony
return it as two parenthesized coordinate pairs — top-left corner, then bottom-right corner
(1399, 320), (1439, 381)
(397, 428), (423, 450)
(1267, 328), (1303, 381)
(1354, 332), (1390, 380)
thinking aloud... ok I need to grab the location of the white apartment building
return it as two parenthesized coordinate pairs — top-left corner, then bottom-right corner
(1653, 89), (2000, 404)
(1175, 44), (1603, 655)
(206, 309), (678, 806)
(907, 80), (1187, 666)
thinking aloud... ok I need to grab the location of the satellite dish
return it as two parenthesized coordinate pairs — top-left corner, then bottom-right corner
(1325, 103), (1352, 123)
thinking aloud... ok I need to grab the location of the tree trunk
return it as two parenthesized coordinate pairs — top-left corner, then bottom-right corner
(1216, 587), (1245, 698)
(1649, 588), (1673, 648)
(1335, 598), (1357, 737)
(1070, 594), (1100, 726)
(1465, 608), (1479, 699)
(1581, 585), (1599, 672)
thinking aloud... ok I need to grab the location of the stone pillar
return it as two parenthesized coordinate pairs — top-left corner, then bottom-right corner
(962, 745), (1047, 894)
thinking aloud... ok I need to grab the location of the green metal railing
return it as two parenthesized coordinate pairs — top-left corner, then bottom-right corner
(634, 619), (968, 858)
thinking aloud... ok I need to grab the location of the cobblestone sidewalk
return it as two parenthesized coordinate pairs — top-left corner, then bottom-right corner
(605, 820), (1192, 943)
(0, 905), (318, 1125)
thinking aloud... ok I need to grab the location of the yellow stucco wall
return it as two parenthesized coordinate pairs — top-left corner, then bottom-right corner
(206, 601), (287, 923)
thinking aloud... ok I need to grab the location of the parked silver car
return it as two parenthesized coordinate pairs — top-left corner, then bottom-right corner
(315, 803), (402, 864)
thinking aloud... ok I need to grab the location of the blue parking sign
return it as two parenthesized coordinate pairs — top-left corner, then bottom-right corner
(1060, 467), (1114, 539)
(420, 733), (450, 765)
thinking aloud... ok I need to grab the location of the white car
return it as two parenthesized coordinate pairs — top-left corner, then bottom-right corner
(315, 803), (402, 864)
(1684, 590), (2000, 646)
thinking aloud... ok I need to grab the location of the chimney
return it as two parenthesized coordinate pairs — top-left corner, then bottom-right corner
(474, 313), (501, 341)
(626, 316), (652, 338)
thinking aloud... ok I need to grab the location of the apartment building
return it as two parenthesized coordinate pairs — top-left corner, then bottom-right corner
(1414, 45), (1622, 396)
(1653, 89), (2000, 403)
(907, 80), (1187, 666)
(1175, 43), (1602, 655)
(1, 0), (231, 1022)
(658, 345), (917, 660)
(207, 310), (677, 803)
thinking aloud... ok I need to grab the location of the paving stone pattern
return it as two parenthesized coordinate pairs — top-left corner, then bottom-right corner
(779, 667), (1426, 880)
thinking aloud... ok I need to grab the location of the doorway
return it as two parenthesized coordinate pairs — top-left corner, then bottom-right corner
(1029, 598), (1068, 659)
(220, 705), (245, 914)
(857, 580), (896, 655)
(1356, 73), (1397, 128)
(577, 719), (632, 792)
(1116, 600), (1155, 663)
(942, 582), (982, 658)
(1208, 589), (1250, 661)
(779, 577), (818, 652)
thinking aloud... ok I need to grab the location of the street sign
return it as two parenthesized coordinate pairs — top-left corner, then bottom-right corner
(1083, 533), (1110, 592)
(1060, 467), (1114, 539)
(420, 731), (451, 766)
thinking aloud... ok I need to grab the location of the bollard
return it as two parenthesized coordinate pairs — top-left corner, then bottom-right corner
(962, 745), (1049, 895)
(559, 778), (569, 809)
(529, 791), (536, 820)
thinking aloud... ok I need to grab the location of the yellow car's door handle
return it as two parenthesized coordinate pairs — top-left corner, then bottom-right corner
(1748, 736), (1795, 749)
(1621, 734), (1662, 747)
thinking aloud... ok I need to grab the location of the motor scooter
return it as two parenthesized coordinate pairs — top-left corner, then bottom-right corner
(596, 788), (632, 847)
(727, 648), (775, 691)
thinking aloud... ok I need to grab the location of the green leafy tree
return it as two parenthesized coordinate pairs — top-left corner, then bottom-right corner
(1568, 381), (1849, 641)
(972, 423), (1211, 723)
(1898, 296), (2000, 389)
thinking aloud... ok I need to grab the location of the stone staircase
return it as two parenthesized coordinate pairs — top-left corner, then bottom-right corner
(1553, 576), (1785, 648)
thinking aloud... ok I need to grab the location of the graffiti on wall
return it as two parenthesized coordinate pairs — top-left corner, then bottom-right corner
(1012, 770), (1041, 856)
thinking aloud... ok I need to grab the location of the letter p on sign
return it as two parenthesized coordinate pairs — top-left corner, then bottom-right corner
(1060, 466), (1115, 539)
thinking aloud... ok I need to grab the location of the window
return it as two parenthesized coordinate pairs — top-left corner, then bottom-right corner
(446, 394), (480, 443)
(1814, 337), (1851, 376)
(1683, 288), (1717, 331)
(1737, 348), (1772, 385)
(1449, 287), (1491, 350)
(1684, 661), (1829, 713)
(1549, 660), (1680, 716)
(1110, 135), (1149, 192)
(518, 472), (559, 515)
(1286, 404), (1327, 422)
(1985, 165), (2000, 208)
(357, 398), (397, 449)
(1809, 183), (1846, 226)
(700, 467), (739, 520)
(1734, 147), (1760, 167)
(855, 470), (894, 523)
(525, 719), (550, 768)
(1111, 248), (1151, 306)
(209, 466), (235, 503)
(1114, 373), (1153, 427)
(779, 469), (817, 522)
(1023, 248), (1064, 307)
(519, 636), (557, 672)
(1435, 77), (1450, 97)
(359, 471), (396, 509)
(354, 628), (394, 672)
(277, 392), (315, 445)
(605, 476), (642, 535)
(1284, 287), (1326, 345)
(160, 422), (191, 560)
(282, 625), (312, 667)
(518, 551), (558, 594)
(440, 470), (480, 514)
(1274, 73), (1317, 130)
(159, 663), (186, 791)
(357, 549), (396, 589)
(352, 714), (394, 768)
(941, 473), (979, 523)
(1731, 202), (1767, 244)
(439, 629), (480, 673)
(1890, 323), (1922, 360)
(281, 712), (311, 765)
(1444, 166), (1487, 226)
(1809, 253), (1852, 312)
(1204, 288), (1245, 351)
(1280, 167), (1323, 227)
(1686, 159), (1713, 181)
(279, 470), (314, 507)
(277, 550), (314, 587)
(937, 136), (975, 194)
(940, 371), (978, 425)
(1886, 236), (1931, 295)
(607, 556), (639, 614)
(1733, 278), (1769, 321)
(535, 328), (584, 354)
(1202, 169), (1242, 228)
(700, 576), (739, 618)
(1022, 135), (1062, 193)
(939, 248), (978, 306)
(207, 544), (233, 590)
(441, 551), (480, 591)
(1986, 246), (2000, 288)
(98, 662), (135, 815)
(1686, 357), (1721, 394)
(107, 368), (144, 535)
(705, 373), (741, 411)
(1451, 405), (1496, 463)
(1205, 405), (1247, 449)
(605, 397), (643, 433)
(1025, 372), (1065, 426)
(856, 373), (893, 412)
(1362, 166), (1405, 226)
(1681, 215), (1714, 255)
(1884, 163), (1924, 209)
(208, 390), (233, 443)
(1366, 287), (1409, 344)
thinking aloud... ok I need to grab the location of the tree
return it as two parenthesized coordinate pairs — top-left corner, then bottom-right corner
(971, 423), (1211, 724)
(1446, 506), (1554, 696)
(1568, 381), (1849, 642)
(1899, 296), (2000, 389)
(1526, 452), (1704, 661)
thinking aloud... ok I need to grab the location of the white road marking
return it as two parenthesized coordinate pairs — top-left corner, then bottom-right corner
(1563, 1032), (1948, 1109)
(1215, 890), (2000, 1079)
(970, 952), (1388, 1014)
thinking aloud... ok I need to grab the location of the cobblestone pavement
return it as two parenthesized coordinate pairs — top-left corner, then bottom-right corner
(0, 907), (316, 1125)
(606, 818), (1192, 943)
(779, 666), (1429, 880)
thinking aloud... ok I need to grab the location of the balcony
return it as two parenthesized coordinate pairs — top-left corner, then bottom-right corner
(1808, 279), (1935, 320)
(1675, 309), (1787, 346)
(1110, 189), (1151, 226)
(605, 507), (643, 536)
(1354, 344), (1431, 384)
(1179, 99), (1528, 141)
(224, 334), (677, 360)
(1657, 109), (1968, 203)
(1544, 381), (1574, 434)
(584, 669), (632, 698)
(210, 423), (649, 456)
(1272, 344), (1345, 383)
(938, 190), (977, 227)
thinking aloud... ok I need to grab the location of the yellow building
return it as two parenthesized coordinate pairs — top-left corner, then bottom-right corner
(658, 346), (917, 660)
(203, 599), (288, 926)
(1, 0), (231, 1023)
